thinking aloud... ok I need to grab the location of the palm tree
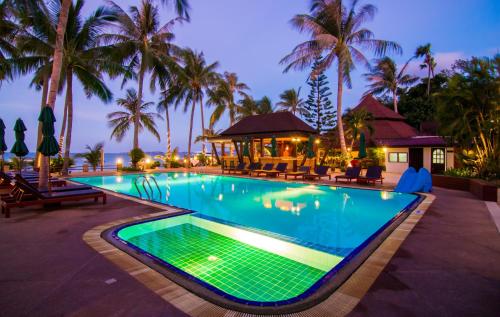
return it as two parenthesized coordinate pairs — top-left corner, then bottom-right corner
(281, 0), (401, 154)
(236, 95), (273, 120)
(363, 57), (417, 113)
(165, 49), (219, 166)
(276, 88), (308, 116)
(107, 88), (162, 146)
(0, 1), (18, 86)
(58, 0), (118, 175)
(104, 0), (184, 149)
(195, 127), (222, 164)
(415, 43), (436, 97)
(344, 108), (374, 148)
(75, 142), (104, 171)
(207, 71), (249, 127)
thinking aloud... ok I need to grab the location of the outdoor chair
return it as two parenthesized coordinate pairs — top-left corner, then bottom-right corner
(357, 166), (384, 185)
(335, 167), (361, 183)
(228, 162), (247, 174)
(250, 163), (274, 176)
(285, 166), (311, 180)
(0, 171), (66, 188)
(235, 162), (261, 175)
(304, 165), (331, 180)
(263, 163), (288, 178)
(1, 179), (106, 218)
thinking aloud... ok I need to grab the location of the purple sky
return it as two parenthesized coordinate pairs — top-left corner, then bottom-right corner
(1, 0), (499, 153)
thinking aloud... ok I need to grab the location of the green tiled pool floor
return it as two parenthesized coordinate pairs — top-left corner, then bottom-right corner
(127, 223), (326, 302)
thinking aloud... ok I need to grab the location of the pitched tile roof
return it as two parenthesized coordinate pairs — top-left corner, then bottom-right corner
(219, 111), (316, 137)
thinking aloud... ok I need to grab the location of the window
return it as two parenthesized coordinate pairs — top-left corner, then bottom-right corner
(432, 149), (445, 164)
(388, 152), (408, 163)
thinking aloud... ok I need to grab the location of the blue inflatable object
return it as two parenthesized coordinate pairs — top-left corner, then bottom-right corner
(420, 168), (433, 192)
(394, 167), (417, 193)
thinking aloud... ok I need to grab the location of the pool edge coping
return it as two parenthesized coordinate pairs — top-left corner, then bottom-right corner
(80, 179), (435, 317)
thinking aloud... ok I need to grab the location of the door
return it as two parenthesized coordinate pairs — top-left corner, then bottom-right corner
(431, 148), (446, 174)
(409, 148), (423, 171)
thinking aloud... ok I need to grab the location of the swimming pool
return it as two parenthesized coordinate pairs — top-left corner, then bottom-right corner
(72, 172), (420, 312)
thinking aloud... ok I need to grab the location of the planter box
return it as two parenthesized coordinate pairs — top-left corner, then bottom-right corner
(469, 179), (498, 202)
(432, 175), (470, 191)
(432, 174), (497, 202)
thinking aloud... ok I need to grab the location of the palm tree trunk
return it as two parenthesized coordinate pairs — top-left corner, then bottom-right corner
(58, 95), (69, 157)
(199, 95), (206, 154)
(393, 89), (398, 113)
(39, 0), (71, 190)
(35, 72), (49, 169)
(426, 62), (431, 97)
(187, 99), (196, 168)
(337, 64), (347, 154)
(134, 60), (145, 150)
(62, 69), (73, 176)
(165, 104), (171, 168)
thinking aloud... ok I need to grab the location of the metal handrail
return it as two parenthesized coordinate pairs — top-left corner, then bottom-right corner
(133, 175), (162, 201)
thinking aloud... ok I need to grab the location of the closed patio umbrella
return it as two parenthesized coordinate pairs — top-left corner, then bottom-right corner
(0, 118), (7, 171)
(306, 135), (315, 158)
(358, 132), (367, 159)
(270, 136), (277, 157)
(242, 138), (250, 159)
(38, 106), (60, 191)
(10, 118), (29, 174)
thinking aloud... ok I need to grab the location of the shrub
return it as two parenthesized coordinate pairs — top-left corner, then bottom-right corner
(120, 166), (142, 172)
(50, 157), (75, 173)
(76, 142), (104, 171)
(129, 148), (145, 168)
(444, 168), (478, 178)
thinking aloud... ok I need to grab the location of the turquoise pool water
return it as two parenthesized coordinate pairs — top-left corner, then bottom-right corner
(72, 172), (418, 256)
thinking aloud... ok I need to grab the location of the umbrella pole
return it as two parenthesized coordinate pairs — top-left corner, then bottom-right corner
(48, 155), (52, 194)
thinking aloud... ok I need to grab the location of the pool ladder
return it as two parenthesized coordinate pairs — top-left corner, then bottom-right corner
(133, 175), (162, 201)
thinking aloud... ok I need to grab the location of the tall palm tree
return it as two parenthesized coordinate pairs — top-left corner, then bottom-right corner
(207, 71), (249, 127)
(276, 87), (308, 116)
(236, 95), (273, 120)
(363, 57), (417, 113)
(344, 108), (374, 148)
(38, 0), (71, 189)
(415, 43), (436, 97)
(107, 88), (162, 146)
(0, 0), (18, 86)
(104, 0), (183, 149)
(165, 49), (219, 166)
(281, 0), (401, 154)
(58, 0), (118, 175)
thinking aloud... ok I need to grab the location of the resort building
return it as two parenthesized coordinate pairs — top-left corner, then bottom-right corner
(351, 95), (455, 174)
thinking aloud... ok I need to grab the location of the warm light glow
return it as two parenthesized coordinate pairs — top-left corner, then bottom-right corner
(383, 147), (388, 153)
(285, 146), (289, 151)
(116, 176), (123, 183)
(207, 255), (218, 262)
(173, 155), (179, 161)
(116, 158), (123, 165)
(347, 147), (351, 152)
(183, 159), (187, 163)
(145, 158), (151, 164)
(231, 184), (235, 192)
(315, 139), (320, 144)
(218, 193), (223, 201)
(380, 191), (390, 200)
(314, 200), (320, 209)
(263, 200), (272, 209)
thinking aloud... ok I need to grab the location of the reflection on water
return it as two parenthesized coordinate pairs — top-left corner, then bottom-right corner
(72, 173), (417, 256)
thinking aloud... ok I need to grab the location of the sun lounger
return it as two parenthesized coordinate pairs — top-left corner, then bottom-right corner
(250, 163), (274, 176)
(285, 166), (311, 180)
(234, 162), (261, 175)
(304, 165), (331, 180)
(1, 179), (106, 218)
(228, 162), (247, 174)
(335, 167), (361, 183)
(357, 166), (384, 185)
(262, 163), (288, 177)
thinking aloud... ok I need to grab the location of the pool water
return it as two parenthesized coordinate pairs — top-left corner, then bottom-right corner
(73, 172), (419, 304)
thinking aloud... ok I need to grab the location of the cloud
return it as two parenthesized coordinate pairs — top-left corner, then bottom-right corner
(404, 51), (466, 76)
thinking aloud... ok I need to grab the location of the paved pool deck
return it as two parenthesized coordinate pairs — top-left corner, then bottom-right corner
(0, 174), (499, 316)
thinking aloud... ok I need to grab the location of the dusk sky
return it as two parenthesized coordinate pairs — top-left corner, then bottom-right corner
(1, 0), (499, 153)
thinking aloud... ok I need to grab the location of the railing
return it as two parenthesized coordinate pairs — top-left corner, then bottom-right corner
(133, 175), (162, 201)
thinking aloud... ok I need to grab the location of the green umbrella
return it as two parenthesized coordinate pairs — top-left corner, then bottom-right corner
(270, 136), (277, 157)
(358, 132), (367, 159)
(242, 138), (250, 158)
(37, 106), (60, 156)
(10, 118), (29, 173)
(306, 135), (315, 158)
(0, 118), (7, 170)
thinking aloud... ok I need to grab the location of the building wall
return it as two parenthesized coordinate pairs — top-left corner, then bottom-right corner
(384, 147), (409, 174)
(423, 148), (432, 170)
(446, 148), (455, 170)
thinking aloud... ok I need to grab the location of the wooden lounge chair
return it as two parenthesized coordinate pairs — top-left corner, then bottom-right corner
(357, 166), (384, 185)
(250, 163), (274, 176)
(236, 162), (261, 175)
(335, 167), (361, 183)
(228, 162), (247, 174)
(262, 163), (288, 178)
(1, 179), (106, 218)
(304, 165), (331, 180)
(0, 172), (66, 188)
(285, 166), (311, 180)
